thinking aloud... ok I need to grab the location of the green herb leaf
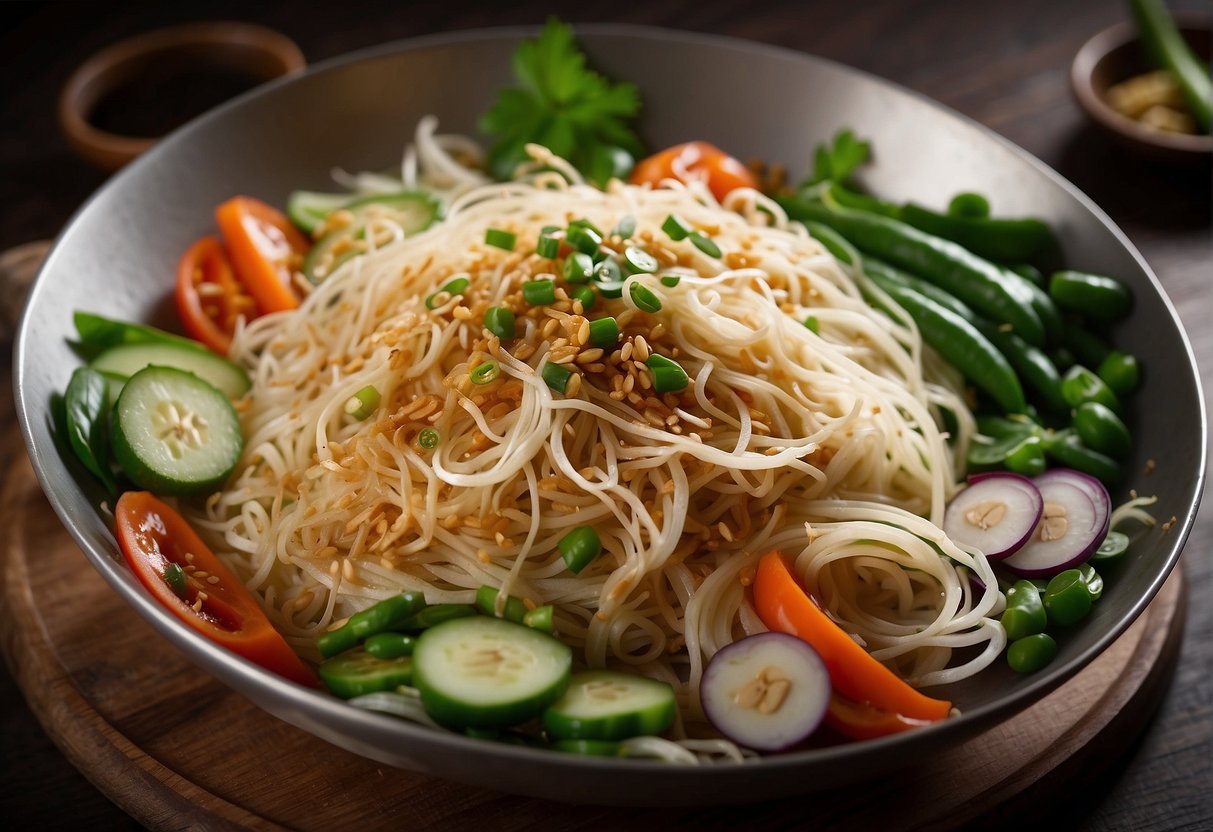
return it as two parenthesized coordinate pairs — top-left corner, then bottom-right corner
(479, 18), (645, 184)
(64, 366), (116, 494)
(805, 129), (872, 187)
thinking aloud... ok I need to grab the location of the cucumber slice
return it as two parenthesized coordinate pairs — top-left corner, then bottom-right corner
(412, 616), (571, 729)
(110, 366), (244, 496)
(319, 649), (413, 699)
(287, 190), (352, 233)
(542, 670), (677, 741)
(304, 192), (441, 284)
(91, 341), (250, 400)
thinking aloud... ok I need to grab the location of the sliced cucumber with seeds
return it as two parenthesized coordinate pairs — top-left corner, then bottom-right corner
(304, 192), (441, 284)
(110, 366), (244, 496)
(412, 616), (571, 729)
(543, 670), (677, 741)
(319, 649), (414, 699)
(287, 190), (353, 233)
(91, 341), (250, 400)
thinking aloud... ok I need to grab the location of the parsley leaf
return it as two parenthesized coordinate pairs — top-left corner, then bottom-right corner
(804, 129), (872, 187)
(479, 18), (645, 184)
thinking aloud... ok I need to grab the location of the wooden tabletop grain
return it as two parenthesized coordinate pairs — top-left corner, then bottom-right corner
(2, 1), (1209, 829)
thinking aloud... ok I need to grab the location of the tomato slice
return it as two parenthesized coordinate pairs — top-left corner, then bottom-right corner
(115, 491), (317, 687)
(824, 694), (934, 741)
(175, 236), (257, 355)
(629, 141), (759, 201)
(214, 196), (310, 314)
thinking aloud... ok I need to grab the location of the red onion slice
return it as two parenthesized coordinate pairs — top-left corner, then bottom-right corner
(701, 633), (830, 752)
(1032, 467), (1111, 521)
(943, 473), (1044, 560)
(1000, 473), (1111, 577)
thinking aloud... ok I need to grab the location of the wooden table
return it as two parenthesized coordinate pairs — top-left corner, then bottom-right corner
(2, 1), (1209, 828)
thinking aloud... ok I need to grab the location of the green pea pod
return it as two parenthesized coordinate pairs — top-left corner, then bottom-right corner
(803, 220), (860, 266)
(1060, 365), (1121, 412)
(317, 592), (428, 658)
(972, 319), (1068, 413)
(827, 183), (901, 218)
(399, 603), (477, 630)
(1008, 272), (1064, 346)
(64, 367), (116, 494)
(872, 280), (1026, 414)
(1002, 580), (1047, 641)
(1129, 0), (1212, 131)
(779, 194), (1046, 346)
(1098, 351), (1141, 395)
(1072, 401), (1132, 459)
(865, 257), (971, 319)
(1043, 429), (1121, 486)
(899, 202), (1055, 263)
(1049, 271), (1133, 322)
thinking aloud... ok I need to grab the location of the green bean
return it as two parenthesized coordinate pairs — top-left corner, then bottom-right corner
(948, 192), (990, 219)
(364, 632), (416, 659)
(1062, 327), (1111, 369)
(476, 585), (529, 623)
(779, 195), (1046, 346)
(317, 592), (427, 658)
(1098, 351), (1141, 396)
(866, 257), (971, 319)
(1007, 633), (1058, 673)
(1004, 436), (1047, 476)
(1129, 0), (1212, 130)
(973, 319), (1068, 413)
(399, 603), (477, 630)
(1002, 580), (1047, 641)
(1009, 263), (1045, 287)
(1042, 429), (1121, 486)
(1049, 271), (1133, 322)
(1044, 569), (1095, 626)
(1061, 365), (1121, 412)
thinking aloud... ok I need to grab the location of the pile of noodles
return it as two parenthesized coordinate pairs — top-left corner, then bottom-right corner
(193, 121), (1006, 753)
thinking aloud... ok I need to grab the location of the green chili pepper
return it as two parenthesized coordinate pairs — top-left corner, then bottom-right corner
(485, 228), (517, 251)
(1129, 0), (1212, 130)
(1001, 580), (1048, 641)
(566, 222), (603, 255)
(1007, 633), (1058, 674)
(418, 427), (441, 449)
(865, 257), (970, 318)
(629, 282), (662, 313)
(1098, 351), (1140, 395)
(523, 279), (557, 306)
(899, 202), (1055, 263)
(1049, 271), (1133, 321)
(689, 232), (722, 258)
(778, 194), (1046, 346)
(645, 353), (690, 394)
(343, 385), (381, 420)
(623, 247), (658, 274)
(1072, 401), (1132, 459)
(1044, 568), (1094, 626)
(470, 360), (501, 385)
(661, 214), (692, 241)
(826, 182), (901, 218)
(536, 233), (560, 259)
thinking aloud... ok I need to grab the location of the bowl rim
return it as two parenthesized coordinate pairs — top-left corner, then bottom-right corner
(1070, 14), (1212, 155)
(14, 21), (1210, 800)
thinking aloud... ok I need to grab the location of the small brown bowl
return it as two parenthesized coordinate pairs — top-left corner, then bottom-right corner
(59, 21), (305, 172)
(1071, 14), (1211, 165)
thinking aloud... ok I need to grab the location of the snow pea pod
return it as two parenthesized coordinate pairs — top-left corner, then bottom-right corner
(1072, 401), (1132, 459)
(972, 319), (1068, 413)
(900, 202), (1055, 263)
(1042, 429), (1121, 486)
(780, 195), (1046, 346)
(1049, 271), (1133, 322)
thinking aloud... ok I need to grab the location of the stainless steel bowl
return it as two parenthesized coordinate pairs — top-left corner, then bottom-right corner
(13, 25), (1206, 805)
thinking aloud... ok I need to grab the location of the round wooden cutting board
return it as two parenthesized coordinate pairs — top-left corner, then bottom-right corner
(0, 452), (1185, 831)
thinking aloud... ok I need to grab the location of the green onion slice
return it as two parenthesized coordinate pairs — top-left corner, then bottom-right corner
(425, 274), (470, 309)
(344, 385), (382, 420)
(485, 228), (517, 250)
(523, 280), (557, 306)
(662, 214), (692, 241)
(587, 317), (621, 348)
(536, 234), (560, 259)
(563, 252), (594, 284)
(571, 285), (597, 312)
(418, 427), (441, 449)
(470, 360), (501, 385)
(484, 306), (516, 339)
(612, 215), (637, 240)
(623, 246), (658, 274)
(689, 232), (721, 258)
(566, 222), (603, 255)
(163, 562), (188, 598)
(804, 316), (820, 334)
(660, 274), (682, 287)
(646, 353), (689, 393)
(558, 526), (602, 573)
(542, 361), (574, 395)
(629, 282), (662, 313)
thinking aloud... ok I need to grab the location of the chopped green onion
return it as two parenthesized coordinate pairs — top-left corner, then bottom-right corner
(571, 285), (597, 312)
(536, 233), (560, 259)
(660, 274), (682, 287)
(470, 360), (500, 385)
(542, 361), (574, 395)
(566, 222), (603, 255)
(594, 257), (622, 284)
(485, 228), (517, 250)
(587, 317), (620, 348)
(418, 427), (441, 449)
(425, 275), (470, 309)
(623, 246), (658, 274)
(163, 562), (188, 598)
(612, 215), (637, 240)
(646, 353), (689, 393)
(523, 280), (557, 306)
(483, 306), (516, 339)
(570, 217), (604, 236)
(475, 585), (528, 622)
(343, 385), (381, 419)
(597, 282), (624, 299)
(558, 526), (602, 573)
(563, 252), (594, 284)
(540, 224), (562, 236)
(629, 282), (662, 313)
(662, 214), (692, 241)
(689, 232), (721, 258)
(523, 604), (555, 633)
(804, 316), (820, 334)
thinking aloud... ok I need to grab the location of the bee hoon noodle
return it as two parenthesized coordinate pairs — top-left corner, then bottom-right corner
(196, 123), (1006, 758)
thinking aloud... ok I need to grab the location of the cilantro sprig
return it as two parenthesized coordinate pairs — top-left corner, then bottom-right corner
(479, 19), (645, 185)
(803, 129), (872, 188)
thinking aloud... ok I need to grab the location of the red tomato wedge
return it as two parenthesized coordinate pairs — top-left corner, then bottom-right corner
(214, 196), (309, 314)
(629, 141), (759, 201)
(824, 694), (934, 741)
(175, 236), (257, 355)
(752, 551), (951, 723)
(115, 491), (317, 687)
